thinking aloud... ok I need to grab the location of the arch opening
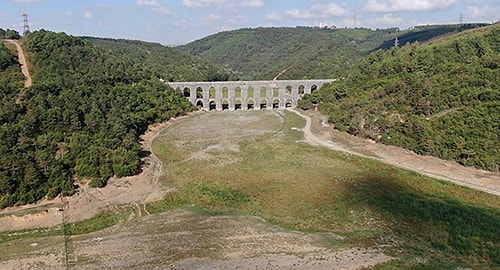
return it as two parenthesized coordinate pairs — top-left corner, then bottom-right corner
(183, 87), (191, 98)
(235, 87), (242, 98)
(298, 85), (305, 95)
(286, 85), (292, 96)
(260, 87), (267, 98)
(222, 99), (229, 111)
(209, 87), (216, 99)
(272, 99), (280, 109)
(311, 84), (318, 93)
(196, 100), (204, 109)
(285, 99), (293, 108)
(235, 99), (242, 110)
(209, 100), (216, 111)
(247, 99), (255, 110)
(196, 87), (203, 98)
(222, 87), (229, 98)
(248, 87), (255, 98)
(260, 98), (267, 109)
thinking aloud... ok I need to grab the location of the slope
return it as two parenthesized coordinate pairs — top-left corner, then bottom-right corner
(314, 24), (500, 171)
(0, 30), (195, 208)
(178, 24), (488, 80)
(85, 37), (231, 82)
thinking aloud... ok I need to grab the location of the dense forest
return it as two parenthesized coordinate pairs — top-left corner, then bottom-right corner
(178, 24), (486, 80)
(0, 30), (194, 207)
(306, 24), (499, 171)
(85, 37), (231, 82)
(0, 28), (21, 40)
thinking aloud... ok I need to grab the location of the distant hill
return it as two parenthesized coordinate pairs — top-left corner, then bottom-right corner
(85, 37), (231, 82)
(0, 30), (194, 207)
(313, 24), (499, 171)
(376, 23), (491, 50)
(178, 24), (488, 80)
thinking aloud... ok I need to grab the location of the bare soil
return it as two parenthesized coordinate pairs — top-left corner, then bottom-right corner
(0, 209), (390, 269)
(1, 109), (498, 269)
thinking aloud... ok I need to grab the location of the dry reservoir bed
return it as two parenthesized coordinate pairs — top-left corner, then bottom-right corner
(0, 110), (392, 269)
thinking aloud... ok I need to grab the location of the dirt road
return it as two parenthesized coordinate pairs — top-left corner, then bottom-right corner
(4, 39), (32, 87)
(290, 109), (500, 196)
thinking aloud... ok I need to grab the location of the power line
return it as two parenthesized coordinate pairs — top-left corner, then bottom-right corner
(22, 11), (30, 36)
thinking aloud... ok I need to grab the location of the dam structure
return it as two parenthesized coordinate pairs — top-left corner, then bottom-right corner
(168, 79), (334, 111)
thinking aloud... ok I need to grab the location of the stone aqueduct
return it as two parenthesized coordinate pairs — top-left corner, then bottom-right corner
(168, 80), (334, 111)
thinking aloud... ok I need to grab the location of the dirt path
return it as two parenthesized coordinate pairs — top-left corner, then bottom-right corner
(289, 109), (500, 196)
(4, 39), (32, 87)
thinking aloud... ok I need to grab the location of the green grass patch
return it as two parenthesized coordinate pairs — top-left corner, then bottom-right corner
(152, 110), (499, 269)
(0, 227), (61, 244)
(146, 191), (190, 214)
(65, 209), (129, 236)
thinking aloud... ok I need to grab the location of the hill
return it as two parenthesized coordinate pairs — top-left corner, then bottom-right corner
(311, 24), (499, 171)
(84, 37), (231, 82)
(0, 30), (195, 207)
(178, 24), (487, 80)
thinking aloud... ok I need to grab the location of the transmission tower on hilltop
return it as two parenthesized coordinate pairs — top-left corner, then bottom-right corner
(394, 36), (399, 47)
(22, 11), (30, 36)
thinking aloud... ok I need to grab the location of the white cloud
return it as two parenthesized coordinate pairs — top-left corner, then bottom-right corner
(266, 12), (283, 22)
(286, 3), (347, 19)
(135, 0), (159, 7)
(172, 18), (189, 29)
(182, 0), (264, 8)
(364, 0), (456, 13)
(371, 13), (403, 25)
(203, 14), (221, 23)
(466, 5), (500, 22)
(135, 0), (170, 14)
(84, 11), (92, 19)
(182, 0), (226, 8)
(240, 0), (264, 8)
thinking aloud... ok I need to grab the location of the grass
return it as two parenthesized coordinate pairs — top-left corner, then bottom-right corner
(1, 110), (497, 269)
(153, 110), (500, 269)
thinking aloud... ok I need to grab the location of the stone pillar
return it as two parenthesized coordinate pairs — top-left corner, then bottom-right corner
(215, 86), (222, 111)
(202, 86), (210, 110)
(278, 84), (285, 109)
(229, 85), (235, 111)
(241, 85), (248, 110)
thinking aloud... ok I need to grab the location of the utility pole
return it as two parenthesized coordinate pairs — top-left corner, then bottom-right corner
(459, 13), (464, 25)
(22, 11), (30, 36)
(394, 36), (399, 47)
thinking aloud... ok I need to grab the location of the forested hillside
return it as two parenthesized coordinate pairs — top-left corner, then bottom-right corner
(85, 37), (231, 82)
(179, 27), (393, 80)
(178, 24), (486, 80)
(311, 24), (499, 171)
(0, 30), (194, 207)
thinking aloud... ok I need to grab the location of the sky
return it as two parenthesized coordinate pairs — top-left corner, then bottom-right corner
(0, 0), (499, 45)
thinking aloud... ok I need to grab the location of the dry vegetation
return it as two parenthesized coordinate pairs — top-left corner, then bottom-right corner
(0, 109), (498, 269)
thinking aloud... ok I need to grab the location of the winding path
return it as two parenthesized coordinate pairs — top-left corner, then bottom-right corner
(289, 109), (500, 196)
(4, 39), (32, 87)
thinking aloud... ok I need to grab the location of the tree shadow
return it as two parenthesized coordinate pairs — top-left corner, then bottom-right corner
(347, 174), (500, 265)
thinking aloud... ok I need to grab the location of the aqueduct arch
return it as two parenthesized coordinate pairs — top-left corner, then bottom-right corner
(168, 79), (335, 111)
